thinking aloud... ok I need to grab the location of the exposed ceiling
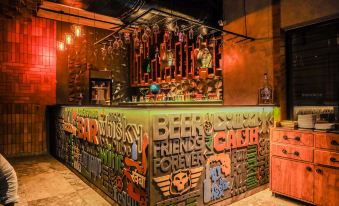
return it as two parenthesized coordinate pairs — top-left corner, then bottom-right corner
(47, 0), (223, 27)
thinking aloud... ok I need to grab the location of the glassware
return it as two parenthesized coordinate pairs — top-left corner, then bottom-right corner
(113, 37), (119, 50)
(199, 26), (208, 36)
(107, 40), (113, 55)
(198, 34), (204, 42)
(132, 30), (138, 39)
(167, 49), (174, 66)
(155, 46), (159, 59)
(164, 30), (169, 40)
(140, 43), (143, 54)
(162, 86), (171, 101)
(152, 23), (160, 34)
(118, 33), (124, 48)
(101, 42), (107, 61)
(168, 31), (172, 42)
(142, 32), (148, 43)
(178, 32), (184, 42)
(139, 87), (149, 102)
(145, 26), (152, 35)
(258, 73), (273, 104)
(189, 28), (194, 40)
(134, 35), (140, 47)
(174, 22), (180, 36)
(124, 32), (131, 44)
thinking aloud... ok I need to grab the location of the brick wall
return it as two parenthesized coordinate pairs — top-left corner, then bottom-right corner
(0, 17), (56, 157)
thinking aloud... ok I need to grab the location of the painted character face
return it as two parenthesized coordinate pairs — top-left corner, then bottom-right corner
(170, 169), (191, 195)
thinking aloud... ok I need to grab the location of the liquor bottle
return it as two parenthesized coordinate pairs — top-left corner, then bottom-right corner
(258, 73), (273, 104)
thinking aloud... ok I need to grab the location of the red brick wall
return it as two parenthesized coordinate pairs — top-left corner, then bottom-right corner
(0, 17), (56, 157)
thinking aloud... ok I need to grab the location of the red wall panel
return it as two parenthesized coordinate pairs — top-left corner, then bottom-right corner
(0, 17), (56, 157)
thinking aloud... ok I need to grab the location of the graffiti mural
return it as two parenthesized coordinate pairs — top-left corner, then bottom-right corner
(54, 107), (150, 206)
(150, 109), (273, 206)
(53, 106), (274, 206)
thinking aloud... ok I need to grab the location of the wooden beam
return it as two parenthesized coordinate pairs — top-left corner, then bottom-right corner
(37, 1), (124, 30)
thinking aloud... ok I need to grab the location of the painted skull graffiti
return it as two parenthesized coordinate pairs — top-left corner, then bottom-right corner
(170, 169), (192, 195)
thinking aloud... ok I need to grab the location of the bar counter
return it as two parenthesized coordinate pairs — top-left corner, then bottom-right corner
(50, 105), (275, 206)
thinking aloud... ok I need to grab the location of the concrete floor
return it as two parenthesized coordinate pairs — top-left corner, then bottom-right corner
(8, 155), (308, 206)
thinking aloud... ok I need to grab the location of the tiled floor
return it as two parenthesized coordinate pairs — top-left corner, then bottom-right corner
(9, 155), (111, 206)
(8, 155), (307, 206)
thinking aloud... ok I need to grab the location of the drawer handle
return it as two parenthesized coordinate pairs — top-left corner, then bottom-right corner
(330, 157), (339, 163)
(306, 166), (312, 172)
(316, 168), (322, 174)
(282, 135), (300, 141)
(282, 149), (299, 156)
(331, 140), (338, 146)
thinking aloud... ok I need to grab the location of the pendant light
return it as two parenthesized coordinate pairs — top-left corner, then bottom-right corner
(57, 41), (65, 51)
(64, 8), (73, 45)
(65, 33), (73, 45)
(72, 25), (82, 37)
(57, 10), (65, 51)
(72, 9), (82, 37)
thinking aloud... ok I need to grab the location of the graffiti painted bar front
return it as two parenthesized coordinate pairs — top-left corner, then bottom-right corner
(52, 106), (274, 206)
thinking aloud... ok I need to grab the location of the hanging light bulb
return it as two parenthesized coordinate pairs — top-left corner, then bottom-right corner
(72, 25), (82, 37)
(65, 33), (73, 45)
(57, 41), (65, 51)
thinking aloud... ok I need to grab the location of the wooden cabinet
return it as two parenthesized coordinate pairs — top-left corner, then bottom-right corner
(270, 128), (339, 205)
(314, 166), (339, 206)
(271, 157), (314, 202)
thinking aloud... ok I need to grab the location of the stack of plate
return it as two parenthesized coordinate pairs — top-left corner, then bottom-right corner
(279, 120), (298, 129)
(298, 114), (316, 129)
(314, 123), (335, 130)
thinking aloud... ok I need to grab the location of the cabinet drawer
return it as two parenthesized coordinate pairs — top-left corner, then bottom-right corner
(271, 143), (314, 162)
(272, 130), (314, 147)
(315, 133), (339, 151)
(314, 150), (339, 168)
